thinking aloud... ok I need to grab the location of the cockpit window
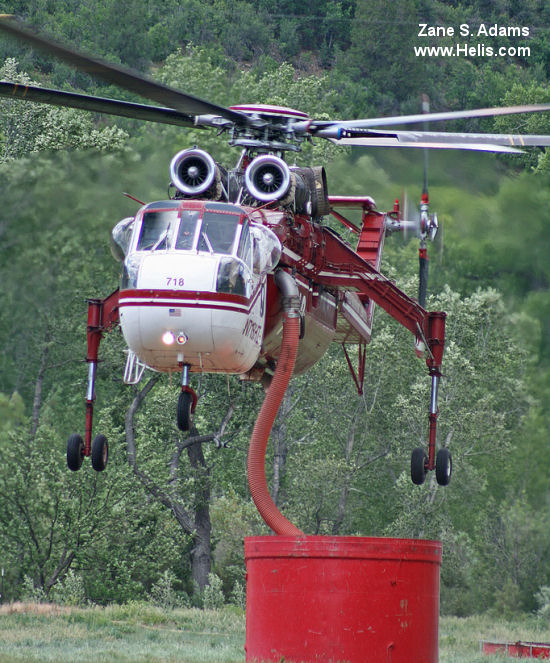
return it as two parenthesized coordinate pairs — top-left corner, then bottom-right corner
(198, 210), (240, 254)
(136, 210), (178, 251)
(175, 210), (200, 250)
(237, 222), (253, 270)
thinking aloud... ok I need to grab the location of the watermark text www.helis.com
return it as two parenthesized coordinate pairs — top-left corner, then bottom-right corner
(414, 23), (531, 58)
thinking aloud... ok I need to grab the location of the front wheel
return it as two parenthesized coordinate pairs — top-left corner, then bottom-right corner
(177, 391), (193, 432)
(436, 448), (452, 486)
(67, 433), (84, 472)
(411, 447), (428, 485)
(91, 434), (109, 472)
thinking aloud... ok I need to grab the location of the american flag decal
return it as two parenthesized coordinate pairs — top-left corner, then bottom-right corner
(169, 308), (182, 317)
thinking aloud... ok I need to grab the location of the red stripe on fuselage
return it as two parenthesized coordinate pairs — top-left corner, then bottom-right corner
(118, 286), (264, 314)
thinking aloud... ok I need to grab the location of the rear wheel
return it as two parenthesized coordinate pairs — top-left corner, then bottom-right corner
(177, 391), (193, 432)
(91, 434), (109, 472)
(67, 433), (84, 472)
(436, 448), (452, 486)
(411, 447), (428, 485)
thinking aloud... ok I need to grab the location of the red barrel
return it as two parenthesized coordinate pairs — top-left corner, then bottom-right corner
(245, 535), (441, 663)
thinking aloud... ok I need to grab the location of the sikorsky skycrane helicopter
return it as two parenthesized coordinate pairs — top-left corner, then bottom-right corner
(2, 17), (550, 487)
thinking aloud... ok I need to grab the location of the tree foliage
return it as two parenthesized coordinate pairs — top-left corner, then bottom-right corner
(0, 59), (128, 161)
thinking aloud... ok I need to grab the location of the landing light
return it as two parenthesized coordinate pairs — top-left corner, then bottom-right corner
(162, 331), (176, 345)
(177, 333), (188, 345)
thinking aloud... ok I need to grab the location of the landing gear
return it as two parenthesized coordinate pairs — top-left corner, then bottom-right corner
(435, 448), (452, 486)
(410, 311), (451, 488)
(177, 363), (197, 432)
(411, 447), (452, 486)
(67, 433), (84, 472)
(411, 448), (428, 485)
(91, 434), (109, 472)
(67, 433), (109, 472)
(67, 291), (120, 472)
(177, 391), (194, 431)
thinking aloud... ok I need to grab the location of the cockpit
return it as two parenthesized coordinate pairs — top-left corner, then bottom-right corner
(134, 201), (245, 255)
(113, 200), (280, 295)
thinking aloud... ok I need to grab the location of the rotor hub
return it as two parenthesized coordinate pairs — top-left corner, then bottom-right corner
(227, 104), (310, 154)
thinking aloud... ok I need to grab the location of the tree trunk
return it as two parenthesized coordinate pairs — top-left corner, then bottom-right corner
(30, 331), (51, 440)
(271, 388), (293, 507)
(124, 377), (234, 594)
(187, 426), (212, 591)
(332, 409), (359, 534)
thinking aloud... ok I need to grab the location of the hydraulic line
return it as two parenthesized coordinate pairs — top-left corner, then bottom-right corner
(247, 271), (303, 536)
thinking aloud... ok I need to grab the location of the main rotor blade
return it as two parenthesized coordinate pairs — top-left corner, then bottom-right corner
(0, 17), (250, 126)
(330, 137), (524, 153)
(356, 128), (550, 147)
(0, 81), (198, 127)
(313, 104), (550, 136)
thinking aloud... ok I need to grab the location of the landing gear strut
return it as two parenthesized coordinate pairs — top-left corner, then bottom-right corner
(410, 311), (452, 487)
(67, 292), (119, 472)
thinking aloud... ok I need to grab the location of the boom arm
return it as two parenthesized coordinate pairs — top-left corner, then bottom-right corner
(276, 203), (446, 474)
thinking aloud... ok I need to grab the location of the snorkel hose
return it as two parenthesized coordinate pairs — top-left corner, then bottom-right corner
(247, 269), (304, 536)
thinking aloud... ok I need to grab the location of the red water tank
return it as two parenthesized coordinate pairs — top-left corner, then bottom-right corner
(245, 535), (441, 663)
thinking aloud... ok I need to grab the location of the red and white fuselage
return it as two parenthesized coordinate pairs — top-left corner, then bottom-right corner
(114, 197), (345, 382)
(117, 200), (272, 375)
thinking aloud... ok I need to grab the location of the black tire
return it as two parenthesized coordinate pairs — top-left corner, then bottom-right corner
(436, 448), (452, 486)
(177, 390), (193, 431)
(67, 433), (84, 472)
(411, 447), (428, 485)
(91, 434), (109, 472)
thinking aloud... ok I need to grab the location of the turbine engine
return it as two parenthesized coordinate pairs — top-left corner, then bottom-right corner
(244, 155), (292, 203)
(170, 148), (224, 199)
(244, 155), (329, 216)
(169, 148), (330, 217)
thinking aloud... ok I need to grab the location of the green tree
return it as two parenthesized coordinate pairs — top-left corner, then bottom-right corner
(477, 495), (550, 614)
(0, 58), (128, 162)
(342, 0), (424, 112)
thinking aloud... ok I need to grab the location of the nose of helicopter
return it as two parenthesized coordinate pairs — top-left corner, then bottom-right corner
(118, 252), (262, 374)
(120, 252), (217, 358)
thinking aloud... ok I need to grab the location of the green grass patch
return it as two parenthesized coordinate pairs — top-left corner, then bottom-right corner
(2, 603), (550, 662)
(438, 613), (550, 662)
(0, 602), (245, 663)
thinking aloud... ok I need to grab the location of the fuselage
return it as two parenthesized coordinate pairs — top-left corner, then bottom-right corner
(115, 199), (338, 380)
(117, 200), (268, 374)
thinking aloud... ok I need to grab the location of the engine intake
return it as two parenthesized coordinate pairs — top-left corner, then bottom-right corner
(245, 155), (292, 202)
(170, 148), (221, 197)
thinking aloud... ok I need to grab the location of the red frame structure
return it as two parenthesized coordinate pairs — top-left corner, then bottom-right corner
(84, 290), (119, 456)
(326, 196), (446, 471)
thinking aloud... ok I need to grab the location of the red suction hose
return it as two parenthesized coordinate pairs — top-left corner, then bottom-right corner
(247, 272), (304, 536)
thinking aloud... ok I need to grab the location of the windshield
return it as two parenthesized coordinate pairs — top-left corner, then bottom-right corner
(136, 210), (178, 251)
(198, 209), (240, 254)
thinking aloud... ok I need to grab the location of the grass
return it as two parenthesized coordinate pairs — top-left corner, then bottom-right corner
(440, 613), (550, 662)
(2, 603), (550, 662)
(0, 602), (245, 663)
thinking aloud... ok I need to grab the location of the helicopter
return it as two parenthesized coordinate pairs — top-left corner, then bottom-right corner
(2, 17), (550, 488)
